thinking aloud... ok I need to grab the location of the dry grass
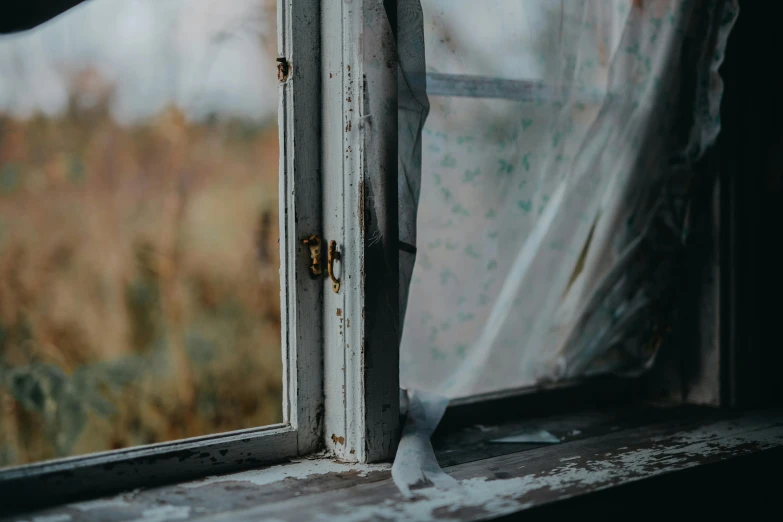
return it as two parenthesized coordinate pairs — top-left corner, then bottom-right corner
(0, 99), (282, 466)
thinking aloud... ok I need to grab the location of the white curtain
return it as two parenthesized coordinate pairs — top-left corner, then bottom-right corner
(400, 0), (737, 398)
(390, 0), (737, 496)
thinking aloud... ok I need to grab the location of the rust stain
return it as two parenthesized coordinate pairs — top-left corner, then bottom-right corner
(337, 308), (342, 317)
(331, 434), (345, 445)
(358, 180), (365, 234)
(346, 319), (350, 328)
(347, 65), (351, 71)
(633, 0), (644, 10)
(329, 72), (333, 78)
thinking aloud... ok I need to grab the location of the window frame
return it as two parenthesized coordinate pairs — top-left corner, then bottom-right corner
(320, 0), (401, 463)
(0, 0), (754, 514)
(0, 1), (405, 511)
(0, 0), (330, 510)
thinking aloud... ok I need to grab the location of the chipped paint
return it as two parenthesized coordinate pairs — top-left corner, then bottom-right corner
(126, 506), (191, 522)
(72, 498), (132, 512)
(311, 420), (783, 521)
(28, 515), (72, 522)
(335, 477), (536, 522)
(182, 459), (389, 489)
(10, 413), (783, 522)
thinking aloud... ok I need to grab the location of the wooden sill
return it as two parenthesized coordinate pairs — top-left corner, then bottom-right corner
(5, 407), (783, 521)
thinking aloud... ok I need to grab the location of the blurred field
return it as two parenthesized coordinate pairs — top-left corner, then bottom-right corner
(0, 93), (282, 466)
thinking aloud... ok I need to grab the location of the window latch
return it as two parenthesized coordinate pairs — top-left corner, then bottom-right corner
(302, 235), (322, 277)
(327, 240), (341, 293)
(302, 235), (341, 293)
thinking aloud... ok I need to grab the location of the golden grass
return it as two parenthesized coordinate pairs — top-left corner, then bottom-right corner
(0, 101), (282, 466)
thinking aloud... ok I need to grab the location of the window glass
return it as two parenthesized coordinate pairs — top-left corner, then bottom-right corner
(0, 0), (282, 466)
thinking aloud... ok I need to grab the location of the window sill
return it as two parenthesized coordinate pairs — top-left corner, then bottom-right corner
(8, 407), (783, 521)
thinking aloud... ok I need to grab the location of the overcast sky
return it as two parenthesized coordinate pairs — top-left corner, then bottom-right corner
(0, 0), (277, 123)
(0, 0), (606, 125)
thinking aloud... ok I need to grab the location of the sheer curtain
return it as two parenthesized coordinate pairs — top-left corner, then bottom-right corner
(388, 0), (737, 496)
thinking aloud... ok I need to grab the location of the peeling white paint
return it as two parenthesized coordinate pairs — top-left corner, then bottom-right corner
(72, 498), (132, 512)
(182, 459), (390, 489)
(127, 506), (191, 522)
(320, 477), (535, 522)
(30, 515), (72, 522)
(297, 421), (783, 521)
(19, 416), (783, 522)
(530, 426), (781, 491)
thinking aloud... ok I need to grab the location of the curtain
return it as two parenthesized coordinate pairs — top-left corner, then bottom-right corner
(389, 0), (738, 496)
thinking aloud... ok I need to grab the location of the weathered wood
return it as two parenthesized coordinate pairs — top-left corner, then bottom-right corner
(361, 0), (401, 462)
(0, 424), (296, 515)
(0, 406), (622, 521)
(12, 408), (783, 521)
(433, 405), (721, 468)
(0, 1), (325, 513)
(1, 460), (391, 522)
(279, 0), (325, 456)
(322, 0), (400, 463)
(213, 409), (783, 521)
(320, 0), (352, 460)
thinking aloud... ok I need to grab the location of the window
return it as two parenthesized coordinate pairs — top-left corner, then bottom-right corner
(0, 0), (287, 467)
(0, 0), (741, 514)
(1, 0), (402, 510)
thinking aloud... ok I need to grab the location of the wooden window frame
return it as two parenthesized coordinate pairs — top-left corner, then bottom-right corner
(1, 1), (403, 511)
(320, 0), (400, 463)
(3, 0), (769, 515)
(0, 0), (371, 511)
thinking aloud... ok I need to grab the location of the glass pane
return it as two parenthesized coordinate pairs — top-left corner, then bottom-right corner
(0, 0), (281, 467)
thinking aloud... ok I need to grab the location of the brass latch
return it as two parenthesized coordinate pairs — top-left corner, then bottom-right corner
(327, 240), (341, 293)
(302, 235), (341, 293)
(302, 235), (322, 276)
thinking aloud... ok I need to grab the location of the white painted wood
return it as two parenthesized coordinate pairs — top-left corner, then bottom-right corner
(339, 0), (367, 463)
(279, 0), (324, 455)
(321, 0), (350, 460)
(0, 1), (323, 497)
(322, 0), (400, 462)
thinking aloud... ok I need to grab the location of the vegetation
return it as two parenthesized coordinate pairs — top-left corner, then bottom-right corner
(0, 94), (282, 466)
